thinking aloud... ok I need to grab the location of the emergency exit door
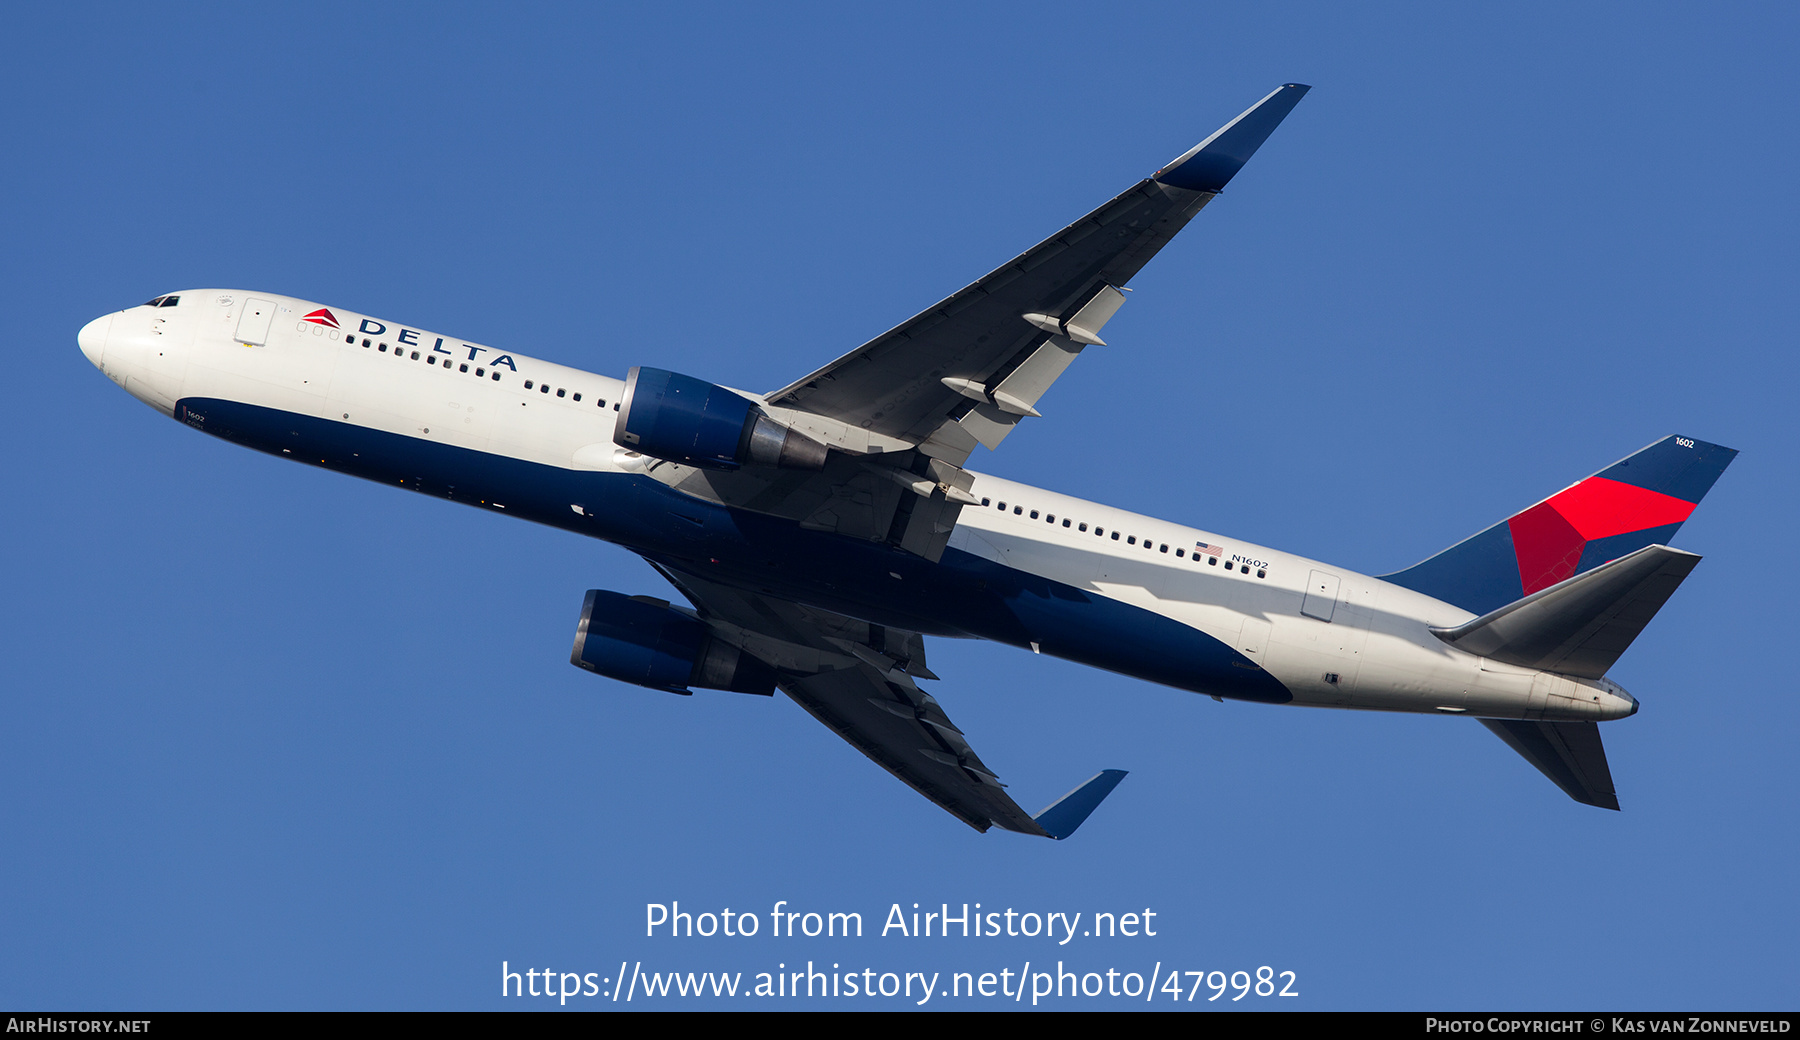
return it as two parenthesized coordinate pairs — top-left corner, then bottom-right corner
(1302, 569), (1340, 622)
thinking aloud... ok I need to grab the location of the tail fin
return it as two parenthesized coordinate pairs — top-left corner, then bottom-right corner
(1383, 435), (1736, 615)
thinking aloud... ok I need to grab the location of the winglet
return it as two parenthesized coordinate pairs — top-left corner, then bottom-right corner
(1154, 84), (1311, 193)
(1032, 769), (1129, 840)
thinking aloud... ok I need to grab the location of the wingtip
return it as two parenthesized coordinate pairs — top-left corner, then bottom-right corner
(1154, 84), (1310, 193)
(1033, 768), (1129, 840)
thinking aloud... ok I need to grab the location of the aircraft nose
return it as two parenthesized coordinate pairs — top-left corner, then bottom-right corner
(78, 313), (113, 368)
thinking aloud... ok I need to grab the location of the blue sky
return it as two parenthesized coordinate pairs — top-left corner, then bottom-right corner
(4, 2), (1796, 1010)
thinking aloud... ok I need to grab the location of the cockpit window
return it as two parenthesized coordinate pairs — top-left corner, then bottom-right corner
(145, 296), (165, 307)
(143, 296), (180, 307)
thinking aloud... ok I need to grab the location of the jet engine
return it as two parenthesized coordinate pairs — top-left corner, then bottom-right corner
(614, 367), (827, 471)
(569, 589), (777, 696)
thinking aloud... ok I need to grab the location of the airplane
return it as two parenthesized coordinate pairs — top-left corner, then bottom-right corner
(75, 85), (1735, 839)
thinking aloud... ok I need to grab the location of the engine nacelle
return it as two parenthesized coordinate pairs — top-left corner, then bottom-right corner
(569, 589), (776, 696)
(614, 367), (826, 471)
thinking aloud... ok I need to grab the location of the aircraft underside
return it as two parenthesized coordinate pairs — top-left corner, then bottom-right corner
(175, 395), (1293, 705)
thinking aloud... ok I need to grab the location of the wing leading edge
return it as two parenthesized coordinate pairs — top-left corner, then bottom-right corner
(651, 564), (1126, 838)
(766, 84), (1310, 465)
(607, 86), (1309, 568)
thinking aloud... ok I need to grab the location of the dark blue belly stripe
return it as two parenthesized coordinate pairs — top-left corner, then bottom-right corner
(175, 397), (1292, 704)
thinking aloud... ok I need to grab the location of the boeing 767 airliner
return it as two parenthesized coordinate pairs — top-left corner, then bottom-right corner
(76, 85), (1734, 837)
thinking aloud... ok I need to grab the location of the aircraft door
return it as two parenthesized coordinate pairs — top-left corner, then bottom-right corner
(1237, 616), (1272, 666)
(1302, 569), (1340, 622)
(235, 298), (277, 345)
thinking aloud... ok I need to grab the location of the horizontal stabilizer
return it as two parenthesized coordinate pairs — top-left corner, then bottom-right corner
(1430, 544), (1700, 679)
(1154, 84), (1311, 193)
(1031, 769), (1128, 840)
(1480, 719), (1619, 810)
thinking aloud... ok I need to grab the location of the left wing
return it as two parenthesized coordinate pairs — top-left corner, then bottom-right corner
(652, 564), (1126, 838)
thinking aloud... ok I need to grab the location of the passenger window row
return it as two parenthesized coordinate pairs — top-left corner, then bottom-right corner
(522, 379), (616, 410)
(977, 496), (1269, 579)
(292, 324), (625, 410)
(348, 337), (622, 408)
(359, 336), (501, 380)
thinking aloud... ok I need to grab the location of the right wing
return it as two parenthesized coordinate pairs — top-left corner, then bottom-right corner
(765, 84), (1311, 465)
(652, 563), (1126, 838)
(610, 86), (1309, 564)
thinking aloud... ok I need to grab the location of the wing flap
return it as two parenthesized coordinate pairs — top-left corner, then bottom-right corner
(779, 663), (1044, 834)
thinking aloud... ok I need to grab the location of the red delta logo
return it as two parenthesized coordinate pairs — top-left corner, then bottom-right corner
(1508, 477), (1698, 595)
(302, 308), (341, 329)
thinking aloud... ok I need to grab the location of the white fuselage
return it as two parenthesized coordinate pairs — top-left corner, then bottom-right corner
(79, 290), (1637, 724)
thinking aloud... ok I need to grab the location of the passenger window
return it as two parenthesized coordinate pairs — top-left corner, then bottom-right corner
(1078, 523), (1088, 532)
(557, 389), (566, 398)
(428, 356), (437, 365)
(490, 371), (499, 380)
(1127, 536), (1136, 545)
(410, 351), (420, 360)
(1111, 532), (1120, 541)
(1257, 569), (1267, 578)
(573, 393), (581, 402)
(459, 364), (469, 373)
(1030, 510), (1039, 520)
(1209, 557), (1218, 566)
(981, 498), (991, 507)
(1013, 506), (1022, 515)
(1062, 519), (1071, 528)
(1159, 544), (1168, 553)
(996, 501), (1006, 510)
(1045, 514), (1055, 523)
(525, 380), (534, 390)
(378, 343), (387, 352)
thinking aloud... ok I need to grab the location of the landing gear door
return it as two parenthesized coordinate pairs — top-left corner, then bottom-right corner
(1302, 570), (1340, 622)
